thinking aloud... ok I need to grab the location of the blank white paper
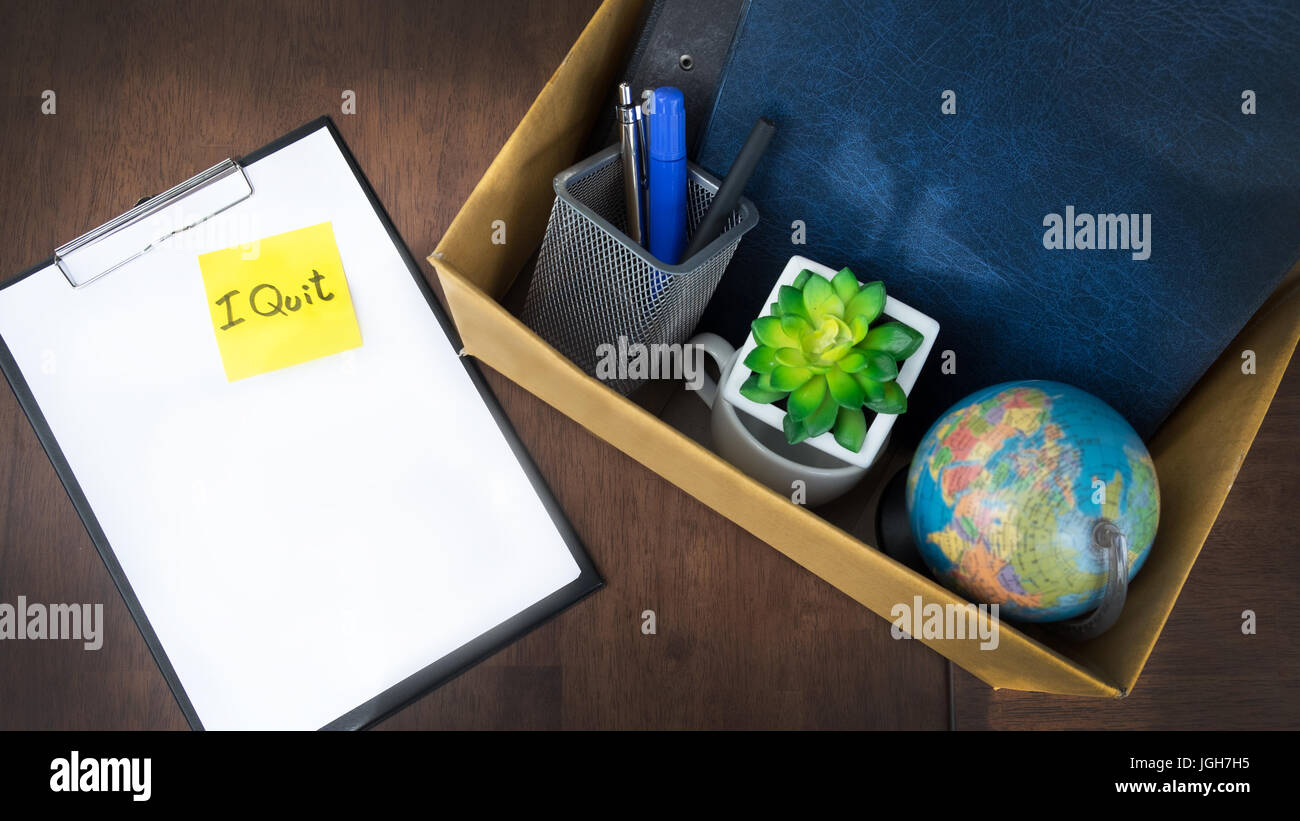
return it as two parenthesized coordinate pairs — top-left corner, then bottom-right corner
(0, 127), (582, 730)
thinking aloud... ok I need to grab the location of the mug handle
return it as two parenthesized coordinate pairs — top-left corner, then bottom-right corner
(687, 333), (736, 409)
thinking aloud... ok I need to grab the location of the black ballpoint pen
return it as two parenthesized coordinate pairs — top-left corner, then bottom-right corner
(681, 116), (775, 262)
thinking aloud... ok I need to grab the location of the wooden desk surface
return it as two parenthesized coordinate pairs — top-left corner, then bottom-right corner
(0, 0), (1294, 730)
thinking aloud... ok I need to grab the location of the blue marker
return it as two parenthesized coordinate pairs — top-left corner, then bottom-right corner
(646, 87), (687, 266)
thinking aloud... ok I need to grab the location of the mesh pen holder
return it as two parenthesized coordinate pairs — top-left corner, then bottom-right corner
(521, 144), (758, 395)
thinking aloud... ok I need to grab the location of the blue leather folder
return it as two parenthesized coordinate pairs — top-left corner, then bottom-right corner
(696, 0), (1300, 439)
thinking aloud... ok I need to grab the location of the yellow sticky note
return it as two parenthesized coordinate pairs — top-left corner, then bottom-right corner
(199, 222), (362, 381)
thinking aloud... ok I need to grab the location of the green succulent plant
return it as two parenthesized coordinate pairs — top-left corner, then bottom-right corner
(739, 267), (923, 453)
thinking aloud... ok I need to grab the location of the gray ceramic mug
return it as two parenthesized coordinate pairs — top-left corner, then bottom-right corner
(689, 333), (870, 506)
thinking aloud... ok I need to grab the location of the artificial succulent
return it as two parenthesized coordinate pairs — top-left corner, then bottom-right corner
(739, 267), (922, 453)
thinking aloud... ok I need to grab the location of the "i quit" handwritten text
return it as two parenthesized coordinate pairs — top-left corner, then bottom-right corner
(215, 269), (336, 331)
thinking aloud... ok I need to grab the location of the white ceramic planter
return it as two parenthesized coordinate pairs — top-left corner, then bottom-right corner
(721, 255), (940, 470)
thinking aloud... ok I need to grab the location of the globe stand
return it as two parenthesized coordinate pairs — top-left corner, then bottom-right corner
(876, 465), (1131, 640)
(1047, 519), (1129, 641)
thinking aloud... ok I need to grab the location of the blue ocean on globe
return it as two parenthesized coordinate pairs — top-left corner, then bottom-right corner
(906, 380), (1160, 622)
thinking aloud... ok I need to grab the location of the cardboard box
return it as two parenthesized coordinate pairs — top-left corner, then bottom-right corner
(430, 0), (1300, 697)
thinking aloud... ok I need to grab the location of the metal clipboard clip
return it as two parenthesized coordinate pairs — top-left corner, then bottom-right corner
(54, 159), (254, 288)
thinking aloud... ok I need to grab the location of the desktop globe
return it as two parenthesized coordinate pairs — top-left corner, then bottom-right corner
(905, 381), (1159, 622)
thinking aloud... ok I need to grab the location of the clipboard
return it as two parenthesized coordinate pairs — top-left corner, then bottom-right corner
(0, 117), (601, 730)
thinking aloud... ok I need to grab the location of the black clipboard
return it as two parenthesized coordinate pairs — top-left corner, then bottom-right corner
(0, 117), (601, 730)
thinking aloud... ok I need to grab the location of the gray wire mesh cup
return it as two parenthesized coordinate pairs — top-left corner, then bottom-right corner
(521, 144), (758, 395)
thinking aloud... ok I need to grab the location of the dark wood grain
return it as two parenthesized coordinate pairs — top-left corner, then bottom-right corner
(0, 0), (1291, 732)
